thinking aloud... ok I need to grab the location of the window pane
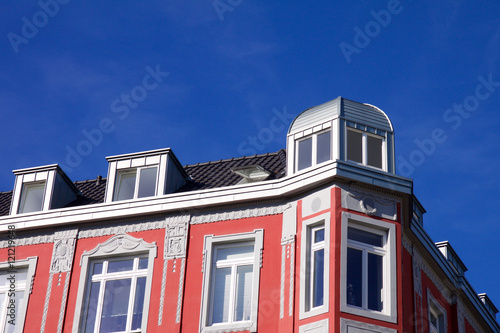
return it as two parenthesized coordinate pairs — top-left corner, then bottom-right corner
(107, 259), (134, 273)
(131, 277), (147, 330)
(114, 170), (137, 201)
(314, 228), (325, 243)
(211, 267), (231, 324)
(216, 245), (254, 261)
(312, 249), (324, 308)
(348, 227), (383, 247)
(347, 129), (362, 163)
(82, 282), (101, 333)
(19, 182), (45, 213)
(367, 135), (383, 168)
(317, 131), (331, 164)
(368, 253), (383, 311)
(100, 279), (131, 333)
(93, 262), (103, 275)
(138, 257), (148, 270)
(297, 138), (313, 171)
(138, 167), (157, 198)
(347, 247), (362, 307)
(234, 265), (253, 321)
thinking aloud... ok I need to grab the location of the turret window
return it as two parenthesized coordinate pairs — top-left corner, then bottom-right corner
(346, 128), (384, 169)
(296, 130), (331, 172)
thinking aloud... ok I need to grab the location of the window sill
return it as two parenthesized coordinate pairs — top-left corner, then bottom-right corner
(202, 322), (256, 333)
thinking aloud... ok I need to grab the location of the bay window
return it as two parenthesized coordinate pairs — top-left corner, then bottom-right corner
(341, 213), (396, 323)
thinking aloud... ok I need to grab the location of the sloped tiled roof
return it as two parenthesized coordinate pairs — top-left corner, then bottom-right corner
(0, 150), (287, 216)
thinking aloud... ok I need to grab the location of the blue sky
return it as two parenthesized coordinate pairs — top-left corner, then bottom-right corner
(1, 0), (499, 313)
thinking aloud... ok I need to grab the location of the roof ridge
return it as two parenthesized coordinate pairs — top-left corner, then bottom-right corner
(183, 150), (284, 168)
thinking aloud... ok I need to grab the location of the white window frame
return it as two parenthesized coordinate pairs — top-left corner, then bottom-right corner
(299, 213), (330, 319)
(200, 230), (264, 333)
(113, 165), (159, 201)
(428, 290), (447, 333)
(295, 129), (332, 172)
(0, 257), (37, 333)
(346, 127), (386, 171)
(72, 234), (157, 333)
(340, 212), (397, 323)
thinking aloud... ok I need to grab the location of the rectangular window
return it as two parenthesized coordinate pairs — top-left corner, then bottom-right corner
(347, 129), (363, 164)
(341, 213), (396, 323)
(296, 129), (332, 172)
(297, 138), (313, 171)
(81, 257), (148, 333)
(428, 291), (446, 333)
(18, 181), (45, 213)
(346, 226), (385, 312)
(73, 234), (156, 333)
(200, 230), (263, 333)
(300, 214), (330, 319)
(0, 258), (37, 333)
(346, 128), (385, 170)
(113, 166), (158, 201)
(316, 131), (331, 164)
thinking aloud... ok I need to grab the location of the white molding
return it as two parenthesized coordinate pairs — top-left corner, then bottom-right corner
(427, 288), (447, 333)
(164, 215), (189, 260)
(413, 249), (452, 304)
(0, 234), (54, 248)
(78, 218), (166, 239)
(340, 317), (397, 333)
(191, 204), (289, 224)
(341, 187), (398, 220)
(280, 244), (286, 319)
(176, 257), (186, 323)
(299, 318), (329, 333)
(0, 159), (412, 232)
(40, 273), (53, 333)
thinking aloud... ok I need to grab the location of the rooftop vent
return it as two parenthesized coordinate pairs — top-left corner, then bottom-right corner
(231, 165), (271, 184)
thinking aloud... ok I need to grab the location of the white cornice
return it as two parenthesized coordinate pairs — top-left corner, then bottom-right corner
(0, 160), (412, 232)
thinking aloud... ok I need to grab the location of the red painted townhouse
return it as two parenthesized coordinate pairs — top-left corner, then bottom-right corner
(0, 96), (498, 332)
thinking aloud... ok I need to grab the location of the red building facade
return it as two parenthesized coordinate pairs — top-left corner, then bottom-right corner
(0, 97), (498, 332)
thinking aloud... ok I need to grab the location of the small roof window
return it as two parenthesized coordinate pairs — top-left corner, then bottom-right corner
(231, 165), (271, 184)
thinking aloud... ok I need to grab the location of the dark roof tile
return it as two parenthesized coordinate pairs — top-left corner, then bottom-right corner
(0, 150), (287, 216)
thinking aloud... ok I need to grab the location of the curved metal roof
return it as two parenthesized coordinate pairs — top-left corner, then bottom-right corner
(288, 97), (393, 134)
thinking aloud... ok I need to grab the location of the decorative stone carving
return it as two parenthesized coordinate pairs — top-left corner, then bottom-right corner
(164, 215), (189, 260)
(342, 188), (398, 220)
(190, 204), (290, 224)
(50, 229), (78, 274)
(80, 233), (156, 266)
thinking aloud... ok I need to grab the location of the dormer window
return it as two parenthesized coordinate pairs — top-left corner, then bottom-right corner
(18, 181), (46, 213)
(296, 129), (331, 171)
(346, 127), (384, 170)
(10, 164), (79, 215)
(105, 148), (187, 203)
(114, 166), (158, 201)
